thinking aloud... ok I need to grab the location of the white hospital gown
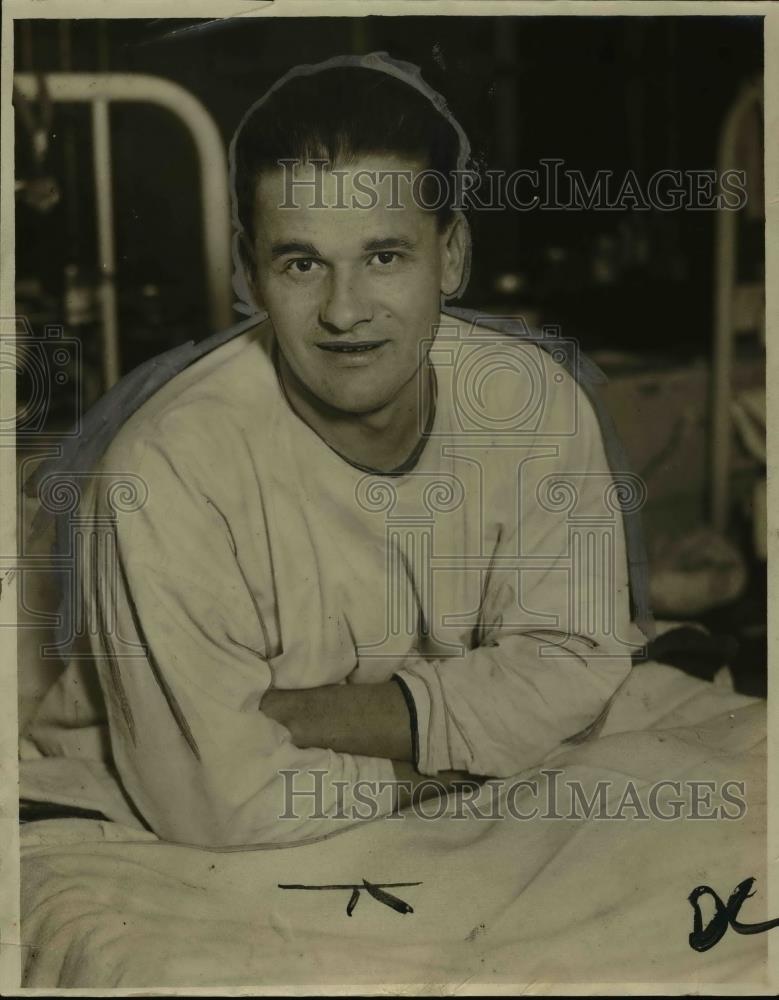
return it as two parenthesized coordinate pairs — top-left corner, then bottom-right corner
(22, 314), (641, 846)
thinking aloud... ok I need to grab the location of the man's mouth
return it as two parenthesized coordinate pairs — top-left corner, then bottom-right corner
(316, 340), (389, 354)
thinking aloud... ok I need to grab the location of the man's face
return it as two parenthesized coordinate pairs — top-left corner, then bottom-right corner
(249, 156), (464, 415)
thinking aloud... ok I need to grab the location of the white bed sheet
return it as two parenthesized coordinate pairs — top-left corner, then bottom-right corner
(20, 662), (766, 989)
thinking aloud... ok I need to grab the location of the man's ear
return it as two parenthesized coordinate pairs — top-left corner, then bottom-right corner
(439, 214), (469, 297)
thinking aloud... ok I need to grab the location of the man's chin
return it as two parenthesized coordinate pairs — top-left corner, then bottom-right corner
(323, 391), (396, 418)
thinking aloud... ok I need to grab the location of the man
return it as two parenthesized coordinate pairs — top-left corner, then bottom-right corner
(21, 54), (645, 847)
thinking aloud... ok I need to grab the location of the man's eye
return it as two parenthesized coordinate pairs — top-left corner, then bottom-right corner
(287, 259), (319, 274)
(371, 251), (399, 266)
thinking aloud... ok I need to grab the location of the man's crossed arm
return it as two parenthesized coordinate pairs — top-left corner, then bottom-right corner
(261, 682), (481, 806)
(261, 681), (412, 760)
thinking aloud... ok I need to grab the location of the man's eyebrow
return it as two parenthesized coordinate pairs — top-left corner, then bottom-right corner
(363, 237), (418, 252)
(269, 237), (418, 259)
(270, 240), (320, 259)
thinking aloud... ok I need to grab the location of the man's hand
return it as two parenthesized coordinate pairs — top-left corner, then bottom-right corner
(390, 760), (484, 810)
(261, 681), (414, 762)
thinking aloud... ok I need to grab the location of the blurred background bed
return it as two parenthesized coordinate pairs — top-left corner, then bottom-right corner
(14, 15), (766, 729)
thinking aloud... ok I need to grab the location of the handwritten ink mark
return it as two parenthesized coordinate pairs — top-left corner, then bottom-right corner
(361, 879), (415, 915)
(346, 888), (361, 917)
(688, 877), (779, 952)
(279, 879), (421, 917)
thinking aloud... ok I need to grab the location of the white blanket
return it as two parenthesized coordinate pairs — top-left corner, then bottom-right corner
(20, 663), (767, 989)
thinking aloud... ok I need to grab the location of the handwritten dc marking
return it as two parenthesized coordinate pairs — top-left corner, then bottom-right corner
(689, 878), (779, 952)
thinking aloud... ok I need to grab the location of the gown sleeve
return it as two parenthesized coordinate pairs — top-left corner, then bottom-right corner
(394, 361), (639, 778)
(84, 416), (396, 848)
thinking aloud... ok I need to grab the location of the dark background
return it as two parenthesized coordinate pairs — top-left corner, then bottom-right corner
(14, 15), (764, 376)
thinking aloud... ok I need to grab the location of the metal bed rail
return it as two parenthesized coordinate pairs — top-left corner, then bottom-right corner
(14, 72), (233, 389)
(711, 79), (764, 531)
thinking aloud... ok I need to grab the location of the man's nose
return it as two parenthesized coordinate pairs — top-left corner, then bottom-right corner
(319, 270), (372, 332)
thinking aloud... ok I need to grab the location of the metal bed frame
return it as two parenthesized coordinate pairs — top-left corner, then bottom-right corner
(710, 78), (764, 532)
(14, 72), (234, 390)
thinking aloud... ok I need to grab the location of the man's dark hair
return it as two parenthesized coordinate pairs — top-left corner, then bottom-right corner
(234, 64), (464, 260)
